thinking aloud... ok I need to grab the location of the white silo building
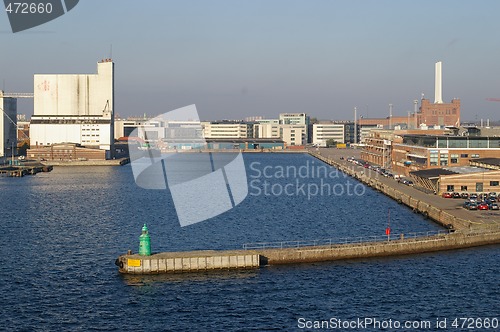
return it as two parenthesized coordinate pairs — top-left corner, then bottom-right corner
(30, 59), (115, 156)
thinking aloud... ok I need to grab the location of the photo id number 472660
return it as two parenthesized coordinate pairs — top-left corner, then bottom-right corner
(5, 2), (53, 14)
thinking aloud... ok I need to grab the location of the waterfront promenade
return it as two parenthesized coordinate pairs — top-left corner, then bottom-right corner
(310, 148), (500, 229)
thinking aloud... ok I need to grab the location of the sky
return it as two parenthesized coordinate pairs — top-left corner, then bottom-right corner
(1, 0), (500, 122)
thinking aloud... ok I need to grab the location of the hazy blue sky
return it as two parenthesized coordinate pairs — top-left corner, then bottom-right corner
(1, 0), (500, 121)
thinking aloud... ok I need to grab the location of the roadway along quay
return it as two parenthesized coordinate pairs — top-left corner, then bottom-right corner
(308, 148), (500, 230)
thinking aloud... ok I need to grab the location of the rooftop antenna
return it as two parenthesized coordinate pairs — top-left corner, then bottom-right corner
(109, 44), (113, 59)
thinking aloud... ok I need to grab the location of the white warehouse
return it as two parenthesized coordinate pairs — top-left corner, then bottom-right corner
(30, 59), (115, 156)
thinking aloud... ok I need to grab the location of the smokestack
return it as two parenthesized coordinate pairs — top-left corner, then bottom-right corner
(434, 61), (443, 104)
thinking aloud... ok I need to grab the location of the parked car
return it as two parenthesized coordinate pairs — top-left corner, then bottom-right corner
(452, 192), (461, 199)
(402, 179), (414, 186)
(489, 203), (499, 210)
(484, 197), (497, 205)
(463, 200), (472, 209)
(460, 192), (469, 199)
(478, 202), (489, 210)
(469, 193), (478, 199)
(442, 192), (452, 198)
(468, 202), (478, 210)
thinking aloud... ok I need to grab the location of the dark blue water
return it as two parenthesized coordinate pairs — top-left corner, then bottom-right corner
(0, 154), (498, 331)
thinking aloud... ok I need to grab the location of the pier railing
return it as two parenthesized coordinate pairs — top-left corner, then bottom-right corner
(242, 230), (452, 250)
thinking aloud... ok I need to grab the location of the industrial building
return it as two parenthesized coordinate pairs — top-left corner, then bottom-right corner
(30, 59), (115, 157)
(392, 135), (500, 176)
(0, 91), (17, 158)
(358, 62), (461, 129)
(361, 128), (451, 169)
(26, 143), (106, 161)
(410, 166), (500, 195)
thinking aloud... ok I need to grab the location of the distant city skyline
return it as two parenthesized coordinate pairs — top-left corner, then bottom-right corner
(1, 0), (500, 121)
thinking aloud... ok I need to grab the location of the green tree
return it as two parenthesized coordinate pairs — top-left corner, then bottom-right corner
(326, 138), (337, 147)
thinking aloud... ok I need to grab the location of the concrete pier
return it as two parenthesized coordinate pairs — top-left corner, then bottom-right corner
(258, 228), (500, 265)
(116, 250), (261, 274)
(0, 162), (53, 177)
(116, 228), (500, 274)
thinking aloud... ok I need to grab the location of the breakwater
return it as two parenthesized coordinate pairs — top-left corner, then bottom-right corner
(116, 227), (500, 274)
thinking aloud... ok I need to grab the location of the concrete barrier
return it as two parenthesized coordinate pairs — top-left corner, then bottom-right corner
(116, 251), (260, 274)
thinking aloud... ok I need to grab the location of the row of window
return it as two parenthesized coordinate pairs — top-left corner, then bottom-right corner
(447, 182), (499, 192)
(429, 153), (480, 166)
(431, 109), (457, 115)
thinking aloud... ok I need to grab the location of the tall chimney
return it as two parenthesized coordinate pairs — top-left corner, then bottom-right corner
(434, 61), (443, 104)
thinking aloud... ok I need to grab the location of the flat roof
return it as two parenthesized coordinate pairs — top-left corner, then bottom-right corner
(410, 169), (458, 179)
(411, 166), (490, 179)
(205, 138), (285, 143)
(442, 166), (490, 174)
(471, 158), (500, 167)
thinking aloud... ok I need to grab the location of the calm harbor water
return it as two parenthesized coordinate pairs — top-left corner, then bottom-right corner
(0, 153), (498, 331)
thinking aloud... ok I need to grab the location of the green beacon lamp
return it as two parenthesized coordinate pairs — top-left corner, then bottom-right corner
(139, 224), (151, 256)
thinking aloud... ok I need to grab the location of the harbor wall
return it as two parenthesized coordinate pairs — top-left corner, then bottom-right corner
(117, 252), (260, 274)
(116, 229), (500, 274)
(259, 229), (500, 265)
